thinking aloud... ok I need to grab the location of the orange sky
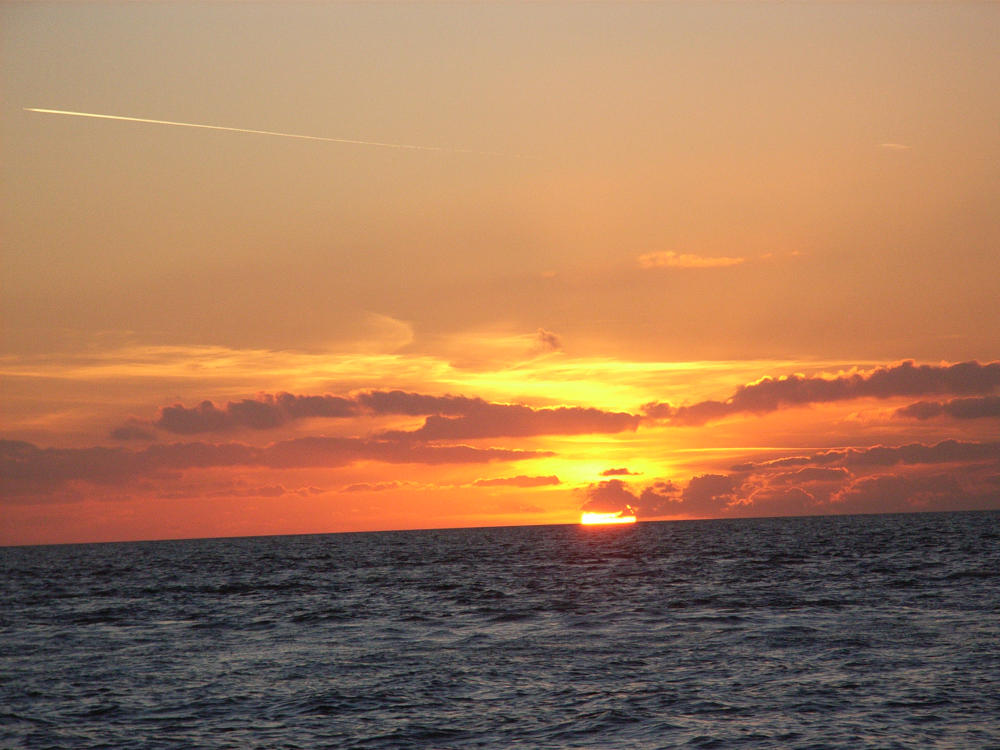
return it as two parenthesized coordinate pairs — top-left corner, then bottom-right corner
(2, 3), (999, 545)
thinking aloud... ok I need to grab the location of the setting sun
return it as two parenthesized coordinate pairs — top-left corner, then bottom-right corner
(580, 510), (638, 525)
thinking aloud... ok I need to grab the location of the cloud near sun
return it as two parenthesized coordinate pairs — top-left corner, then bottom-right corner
(125, 391), (640, 439)
(2, 360), (999, 537)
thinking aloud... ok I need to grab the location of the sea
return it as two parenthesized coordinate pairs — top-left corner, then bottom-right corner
(2, 511), (999, 749)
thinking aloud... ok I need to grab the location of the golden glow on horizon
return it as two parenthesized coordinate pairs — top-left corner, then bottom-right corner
(580, 511), (637, 525)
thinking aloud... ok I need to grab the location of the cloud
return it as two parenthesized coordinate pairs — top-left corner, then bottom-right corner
(155, 393), (358, 434)
(879, 142), (911, 150)
(0, 437), (551, 498)
(1, 440), (262, 498)
(355, 390), (483, 417)
(829, 473), (973, 514)
(730, 456), (810, 472)
(681, 474), (739, 515)
(637, 251), (745, 269)
(358, 312), (414, 353)
(532, 328), (563, 354)
(110, 422), (156, 441)
(740, 486), (819, 517)
(379, 404), (641, 441)
(157, 401), (231, 433)
(737, 439), (1000, 472)
(637, 481), (683, 516)
(580, 479), (638, 513)
(141, 389), (639, 442)
(340, 481), (411, 493)
(768, 467), (851, 485)
(601, 467), (639, 476)
(262, 437), (551, 468)
(207, 483), (322, 499)
(644, 360), (1000, 425)
(814, 440), (1000, 469)
(580, 479), (689, 518)
(473, 475), (561, 487)
(896, 396), (1000, 421)
(575, 439), (1000, 520)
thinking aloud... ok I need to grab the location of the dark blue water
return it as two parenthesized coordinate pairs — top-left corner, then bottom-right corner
(3, 512), (999, 749)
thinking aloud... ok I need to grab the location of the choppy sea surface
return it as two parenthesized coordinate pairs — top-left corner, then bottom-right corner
(2, 511), (999, 749)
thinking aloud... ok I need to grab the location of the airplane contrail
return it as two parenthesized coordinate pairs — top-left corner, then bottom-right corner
(24, 107), (516, 157)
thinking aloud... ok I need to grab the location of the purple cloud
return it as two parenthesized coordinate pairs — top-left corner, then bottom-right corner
(644, 360), (1000, 426)
(896, 396), (1000, 421)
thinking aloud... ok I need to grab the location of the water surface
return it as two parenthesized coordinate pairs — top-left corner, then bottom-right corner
(3, 511), (999, 748)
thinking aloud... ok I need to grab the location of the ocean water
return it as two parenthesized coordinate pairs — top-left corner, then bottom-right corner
(2, 512), (999, 749)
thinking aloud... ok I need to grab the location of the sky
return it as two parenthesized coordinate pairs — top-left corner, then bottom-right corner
(2, 2), (999, 546)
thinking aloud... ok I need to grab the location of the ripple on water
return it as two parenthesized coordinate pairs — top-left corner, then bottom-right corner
(2, 511), (999, 749)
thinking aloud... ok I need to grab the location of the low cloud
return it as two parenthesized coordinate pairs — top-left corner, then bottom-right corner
(380, 404), (640, 441)
(637, 251), (745, 269)
(155, 393), (358, 434)
(737, 439), (1000, 472)
(681, 474), (739, 515)
(580, 479), (684, 518)
(742, 486), (819, 517)
(637, 481), (683, 516)
(473, 475), (561, 487)
(576, 439), (1000, 520)
(579, 475), (737, 518)
(110, 422), (156, 441)
(340, 481), (411, 493)
(263, 437), (551, 469)
(896, 396), (1000, 421)
(644, 360), (1000, 426)
(137, 389), (639, 443)
(354, 390), (484, 417)
(532, 328), (562, 354)
(1, 437), (551, 499)
(601, 467), (639, 476)
(813, 440), (1000, 469)
(769, 467), (851, 485)
(580, 479), (638, 514)
(207, 483), (323, 499)
(828, 473), (987, 514)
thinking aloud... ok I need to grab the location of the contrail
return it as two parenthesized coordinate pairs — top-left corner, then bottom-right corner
(24, 107), (515, 157)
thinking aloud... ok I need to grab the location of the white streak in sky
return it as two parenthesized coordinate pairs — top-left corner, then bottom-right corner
(24, 107), (516, 157)
(879, 142), (911, 151)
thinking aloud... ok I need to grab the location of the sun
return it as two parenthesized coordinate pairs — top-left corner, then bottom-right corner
(580, 506), (637, 525)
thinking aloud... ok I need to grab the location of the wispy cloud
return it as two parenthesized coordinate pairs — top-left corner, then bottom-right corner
(473, 475), (560, 487)
(879, 142), (911, 151)
(637, 251), (745, 269)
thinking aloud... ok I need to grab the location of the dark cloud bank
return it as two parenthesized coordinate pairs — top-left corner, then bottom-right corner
(116, 361), (1000, 444)
(118, 390), (639, 441)
(582, 440), (1000, 519)
(644, 360), (1000, 425)
(0, 438), (552, 500)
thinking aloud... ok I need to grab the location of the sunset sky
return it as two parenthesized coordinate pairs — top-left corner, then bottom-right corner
(2, 2), (999, 545)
